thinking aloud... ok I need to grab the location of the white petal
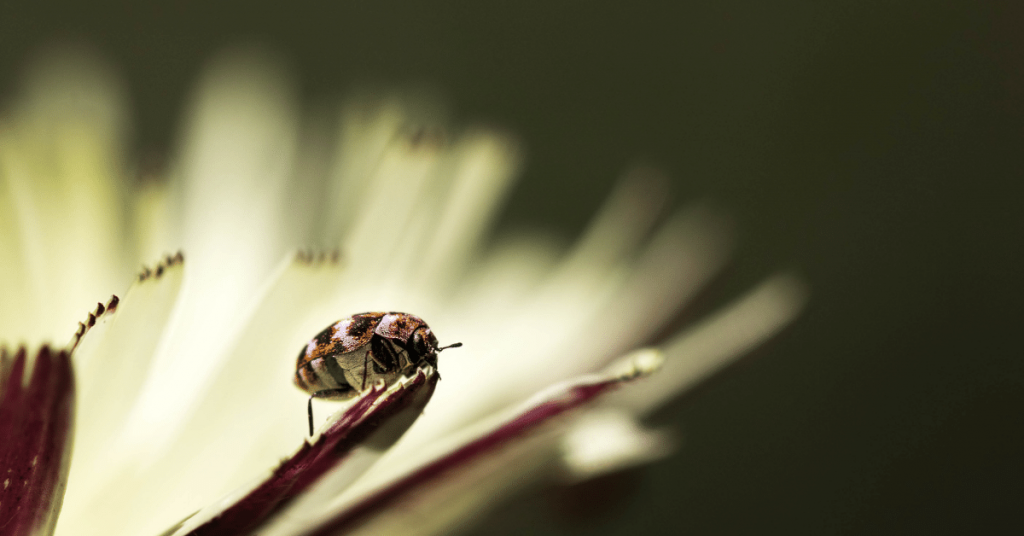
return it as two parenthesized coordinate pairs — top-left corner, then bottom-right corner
(55, 257), (184, 536)
(73, 252), (346, 536)
(293, 349), (662, 536)
(0, 48), (131, 342)
(132, 178), (177, 264)
(612, 273), (809, 414)
(318, 98), (410, 244)
(403, 201), (731, 445)
(564, 204), (732, 370)
(123, 49), (302, 453)
(170, 368), (438, 536)
(559, 409), (675, 483)
(403, 129), (521, 291)
(337, 127), (447, 286)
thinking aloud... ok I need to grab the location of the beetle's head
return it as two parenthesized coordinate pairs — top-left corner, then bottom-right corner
(410, 326), (462, 368)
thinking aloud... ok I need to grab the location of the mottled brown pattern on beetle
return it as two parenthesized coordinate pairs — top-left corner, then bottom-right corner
(294, 313), (384, 369)
(346, 313), (380, 338)
(376, 312), (427, 341)
(294, 312), (442, 397)
(294, 326), (338, 368)
(294, 365), (317, 392)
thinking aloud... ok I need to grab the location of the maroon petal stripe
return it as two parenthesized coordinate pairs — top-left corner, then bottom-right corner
(0, 346), (75, 536)
(178, 369), (437, 536)
(301, 372), (632, 536)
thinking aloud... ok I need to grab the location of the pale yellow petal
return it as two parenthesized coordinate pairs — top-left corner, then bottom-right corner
(0, 48), (131, 342)
(300, 350), (661, 536)
(70, 252), (346, 536)
(559, 408), (675, 483)
(56, 258), (184, 536)
(122, 49), (302, 453)
(612, 273), (809, 414)
(319, 98), (409, 244)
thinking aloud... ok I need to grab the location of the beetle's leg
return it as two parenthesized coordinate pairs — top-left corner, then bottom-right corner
(307, 395), (314, 436)
(307, 388), (352, 437)
(368, 336), (395, 373)
(389, 339), (413, 369)
(362, 348), (369, 390)
(381, 339), (401, 369)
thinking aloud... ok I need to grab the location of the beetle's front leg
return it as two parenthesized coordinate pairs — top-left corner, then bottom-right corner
(368, 336), (396, 373)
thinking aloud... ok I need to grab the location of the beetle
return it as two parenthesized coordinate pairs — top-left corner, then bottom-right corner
(295, 312), (461, 435)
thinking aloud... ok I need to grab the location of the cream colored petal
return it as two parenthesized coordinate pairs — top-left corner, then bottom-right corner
(558, 409), (675, 483)
(0, 161), (31, 339)
(55, 258), (184, 536)
(0, 48), (131, 342)
(67, 252), (347, 536)
(280, 104), (337, 246)
(131, 178), (177, 265)
(336, 128), (446, 286)
(612, 273), (809, 414)
(560, 204), (733, 372)
(121, 49), (302, 453)
(144, 254), (347, 526)
(400, 129), (521, 291)
(449, 231), (565, 327)
(316, 116), (519, 307)
(551, 167), (671, 282)
(170, 368), (438, 536)
(319, 98), (409, 245)
(292, 350), (661, 536)
(398, 195), (730, 446)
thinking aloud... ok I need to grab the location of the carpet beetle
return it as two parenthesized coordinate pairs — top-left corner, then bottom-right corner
(295, 312), (461, 435)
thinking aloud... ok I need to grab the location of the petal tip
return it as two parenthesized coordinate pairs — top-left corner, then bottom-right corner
(137, 251), (185, 282)
(68, 295), (119, 352)
(606, 348), (664, 381)
(294, 248), (343, 267)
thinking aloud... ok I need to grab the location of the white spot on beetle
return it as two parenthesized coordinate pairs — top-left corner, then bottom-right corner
(330, 320), (351, 340)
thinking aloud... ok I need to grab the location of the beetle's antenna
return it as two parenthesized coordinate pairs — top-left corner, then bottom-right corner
(437, 342), (463, 352)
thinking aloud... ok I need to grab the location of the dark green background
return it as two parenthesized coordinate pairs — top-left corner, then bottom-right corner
(2, 1), (1020, 534)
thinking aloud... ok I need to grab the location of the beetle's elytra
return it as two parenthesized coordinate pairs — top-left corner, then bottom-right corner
(296, 312), (461, 435)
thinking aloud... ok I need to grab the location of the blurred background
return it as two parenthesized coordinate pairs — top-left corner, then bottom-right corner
(1, 1), (1020, 534)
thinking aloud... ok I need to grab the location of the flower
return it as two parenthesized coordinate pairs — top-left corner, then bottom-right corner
(0, 47), (806, 536)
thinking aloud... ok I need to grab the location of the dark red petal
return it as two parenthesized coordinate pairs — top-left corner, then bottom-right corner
(0, 345), (75, 536)
(174, 368), (438, 536)
(301, 362), (648, 536)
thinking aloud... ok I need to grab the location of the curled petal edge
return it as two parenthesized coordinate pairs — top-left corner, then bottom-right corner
(168, 366), (439, 536)
(299, 349), (663, 536)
